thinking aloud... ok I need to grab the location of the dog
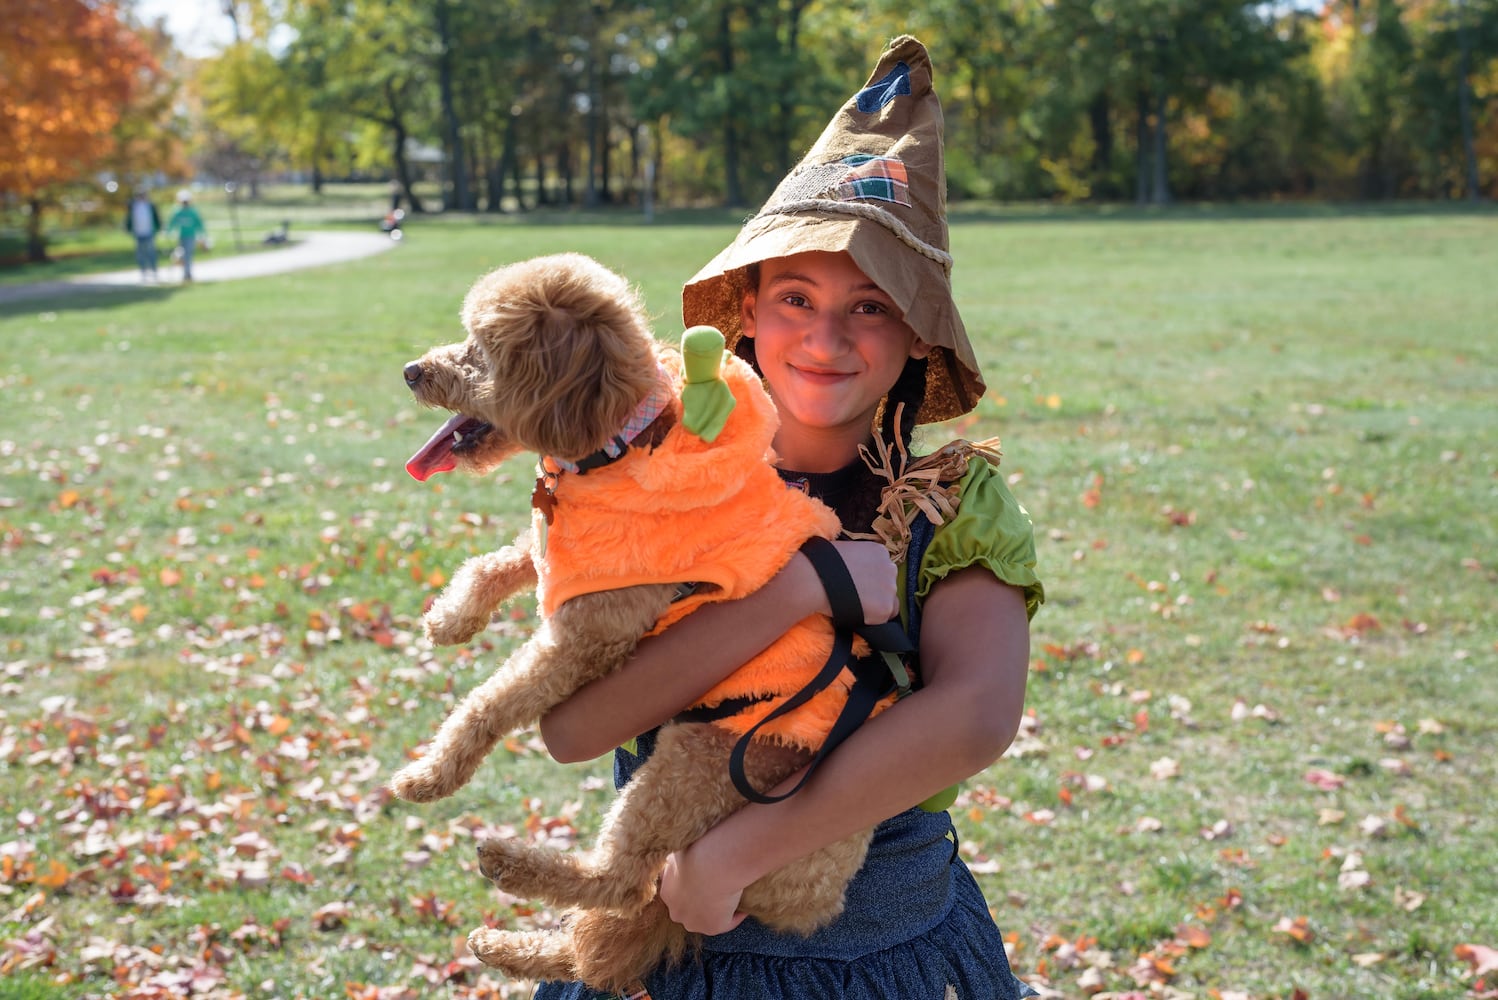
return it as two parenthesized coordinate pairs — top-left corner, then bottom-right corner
(389, 253), (905, 992)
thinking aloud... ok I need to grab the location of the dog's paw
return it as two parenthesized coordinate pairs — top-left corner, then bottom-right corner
(475, 838), (532, 889)
(466, 927), (508, 968)
(467, 926), (572, 980)
(389, 762), (450, 803)
(423, 609), (489, 646)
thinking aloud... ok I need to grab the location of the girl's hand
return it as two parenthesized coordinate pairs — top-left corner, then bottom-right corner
(658, 846), (748, 936)
(821, 540), (900, 625)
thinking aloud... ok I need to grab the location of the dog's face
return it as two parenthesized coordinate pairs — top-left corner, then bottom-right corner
(404, 253), (661, 482)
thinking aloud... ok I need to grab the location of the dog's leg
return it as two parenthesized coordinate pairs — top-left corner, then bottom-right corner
(569, 899), (690, 994)
(478, 724), (808, 911)
(738, 826), (874, 935)
(423, 535), (539, 646)
(467, 924), (578, 984)
(391, 584), (676, 802)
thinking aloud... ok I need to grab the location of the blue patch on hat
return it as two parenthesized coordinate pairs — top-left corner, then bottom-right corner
(855, 62), (911, 113)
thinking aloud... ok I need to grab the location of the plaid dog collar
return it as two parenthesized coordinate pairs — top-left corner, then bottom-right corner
(547, 363), (674, 475)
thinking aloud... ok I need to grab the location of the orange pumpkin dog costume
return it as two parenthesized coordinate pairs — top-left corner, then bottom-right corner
(534, 345), (895, 750)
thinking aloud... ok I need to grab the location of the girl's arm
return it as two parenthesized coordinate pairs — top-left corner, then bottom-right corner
(658, 567), (1030, 935)
(538, 540), (903, 763)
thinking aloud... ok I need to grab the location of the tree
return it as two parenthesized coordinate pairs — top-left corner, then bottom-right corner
(0, 0), (159, 261)
(111, 9), (192, 189)
(282, 0), (437, 211)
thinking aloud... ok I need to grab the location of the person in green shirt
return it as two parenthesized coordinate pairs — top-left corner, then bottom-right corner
(167, 189), (208, 282)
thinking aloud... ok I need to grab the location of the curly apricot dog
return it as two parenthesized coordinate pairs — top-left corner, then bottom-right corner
(389, 253), (899, 993)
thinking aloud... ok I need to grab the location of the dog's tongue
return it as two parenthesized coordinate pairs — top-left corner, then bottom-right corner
(406, 413), (468, 482)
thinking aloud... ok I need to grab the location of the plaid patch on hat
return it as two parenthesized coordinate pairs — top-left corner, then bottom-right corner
(827, 154), (911, 206)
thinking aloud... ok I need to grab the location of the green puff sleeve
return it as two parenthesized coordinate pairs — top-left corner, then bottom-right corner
(910, 456), (1045, 621)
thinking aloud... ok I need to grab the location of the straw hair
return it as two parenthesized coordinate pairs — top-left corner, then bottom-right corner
(682, 35), (985, 424)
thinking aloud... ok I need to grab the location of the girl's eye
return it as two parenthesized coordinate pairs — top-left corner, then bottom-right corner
(781, 293), (809, 308)
(855, 301), (889, 315)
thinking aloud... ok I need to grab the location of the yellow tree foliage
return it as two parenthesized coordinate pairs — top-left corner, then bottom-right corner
(0, 0), (157, 257)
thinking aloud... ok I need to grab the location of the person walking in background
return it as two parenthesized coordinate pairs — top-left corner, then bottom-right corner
(167, 189), (207, 283)
(124, 190), (160, 282)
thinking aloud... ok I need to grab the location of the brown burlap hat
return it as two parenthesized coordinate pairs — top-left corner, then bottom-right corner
(682, 35), (984, 424)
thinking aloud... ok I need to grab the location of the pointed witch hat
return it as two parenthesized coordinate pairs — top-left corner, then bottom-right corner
(682, 35), (983, 424)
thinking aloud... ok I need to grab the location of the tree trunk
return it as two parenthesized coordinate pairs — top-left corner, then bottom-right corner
(1088, 92), (1112, 180)
(1151, 81), (1170, 205)
(719, 6), (744, 208)
(26, 198), (48, 263)
(774, 2), (808, 177)
(1456, 1), (1481, 201)
(496, 109), (520, 211)
(560, 143), (574, 205)
(435, 0), (468, 213)
(584, 3), (602, 208)
(601, 132), (614, 204)
(390, 111), (425, 214)
(1135, 86), (1150, 205)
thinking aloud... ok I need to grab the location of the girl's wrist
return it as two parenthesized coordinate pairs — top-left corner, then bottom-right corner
(686, 814), (766, 894)
(777, 551), (830, 618)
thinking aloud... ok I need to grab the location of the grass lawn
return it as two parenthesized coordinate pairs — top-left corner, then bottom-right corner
(1, 205), (1495, 999)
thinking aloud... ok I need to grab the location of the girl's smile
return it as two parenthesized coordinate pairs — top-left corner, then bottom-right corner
(741, 250), (930, 471)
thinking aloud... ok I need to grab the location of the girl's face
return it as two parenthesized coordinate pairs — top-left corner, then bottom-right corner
(741, 250), (930, 471)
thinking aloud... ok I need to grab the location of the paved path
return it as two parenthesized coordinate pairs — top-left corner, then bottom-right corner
(0, 230), (398, 306)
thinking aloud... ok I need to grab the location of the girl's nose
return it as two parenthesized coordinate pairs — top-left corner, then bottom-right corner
(802, 312), (849, 356)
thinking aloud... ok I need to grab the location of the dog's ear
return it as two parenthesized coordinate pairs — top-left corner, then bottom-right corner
(463, 255), (661, 460)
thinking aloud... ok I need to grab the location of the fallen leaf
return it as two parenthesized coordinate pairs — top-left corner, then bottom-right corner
(1273, 915), (1315, 943)
(1304, 768), (1347, 791)
(1395, 887), (1426, 912)
(1176, 924), (1212, 949)
(1150, 757), (1180, 780)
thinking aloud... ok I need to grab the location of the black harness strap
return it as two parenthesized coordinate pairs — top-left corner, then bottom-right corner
(725, 537), (914, 805)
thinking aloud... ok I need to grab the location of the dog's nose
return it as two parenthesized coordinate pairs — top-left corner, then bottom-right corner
(403, 362), (424, 388)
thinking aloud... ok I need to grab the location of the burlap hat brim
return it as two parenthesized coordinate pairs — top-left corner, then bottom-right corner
(681, 35), (985, 425)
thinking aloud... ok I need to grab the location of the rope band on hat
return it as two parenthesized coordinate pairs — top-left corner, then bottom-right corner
(752, 198), (953, 273)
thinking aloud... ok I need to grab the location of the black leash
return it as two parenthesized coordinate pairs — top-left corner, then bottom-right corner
(724, 536), (913, 805)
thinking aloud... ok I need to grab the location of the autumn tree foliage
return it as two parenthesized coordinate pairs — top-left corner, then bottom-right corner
(0, 0), (159, 261)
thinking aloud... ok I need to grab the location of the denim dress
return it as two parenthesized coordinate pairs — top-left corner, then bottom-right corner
(530, 731), (1036, 1000)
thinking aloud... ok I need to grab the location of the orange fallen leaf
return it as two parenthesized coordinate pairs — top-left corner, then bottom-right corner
(1273, 915), (1314, 943)
(36, 859), (70, 889)
(159, 567), (182, 587)
(1176, 924), (1212, 949)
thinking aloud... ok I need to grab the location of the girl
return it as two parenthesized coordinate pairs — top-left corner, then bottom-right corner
(532, 35), (1042, 999)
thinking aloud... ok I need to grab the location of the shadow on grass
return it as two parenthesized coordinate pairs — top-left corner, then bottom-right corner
(0, 282), (178, 318)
